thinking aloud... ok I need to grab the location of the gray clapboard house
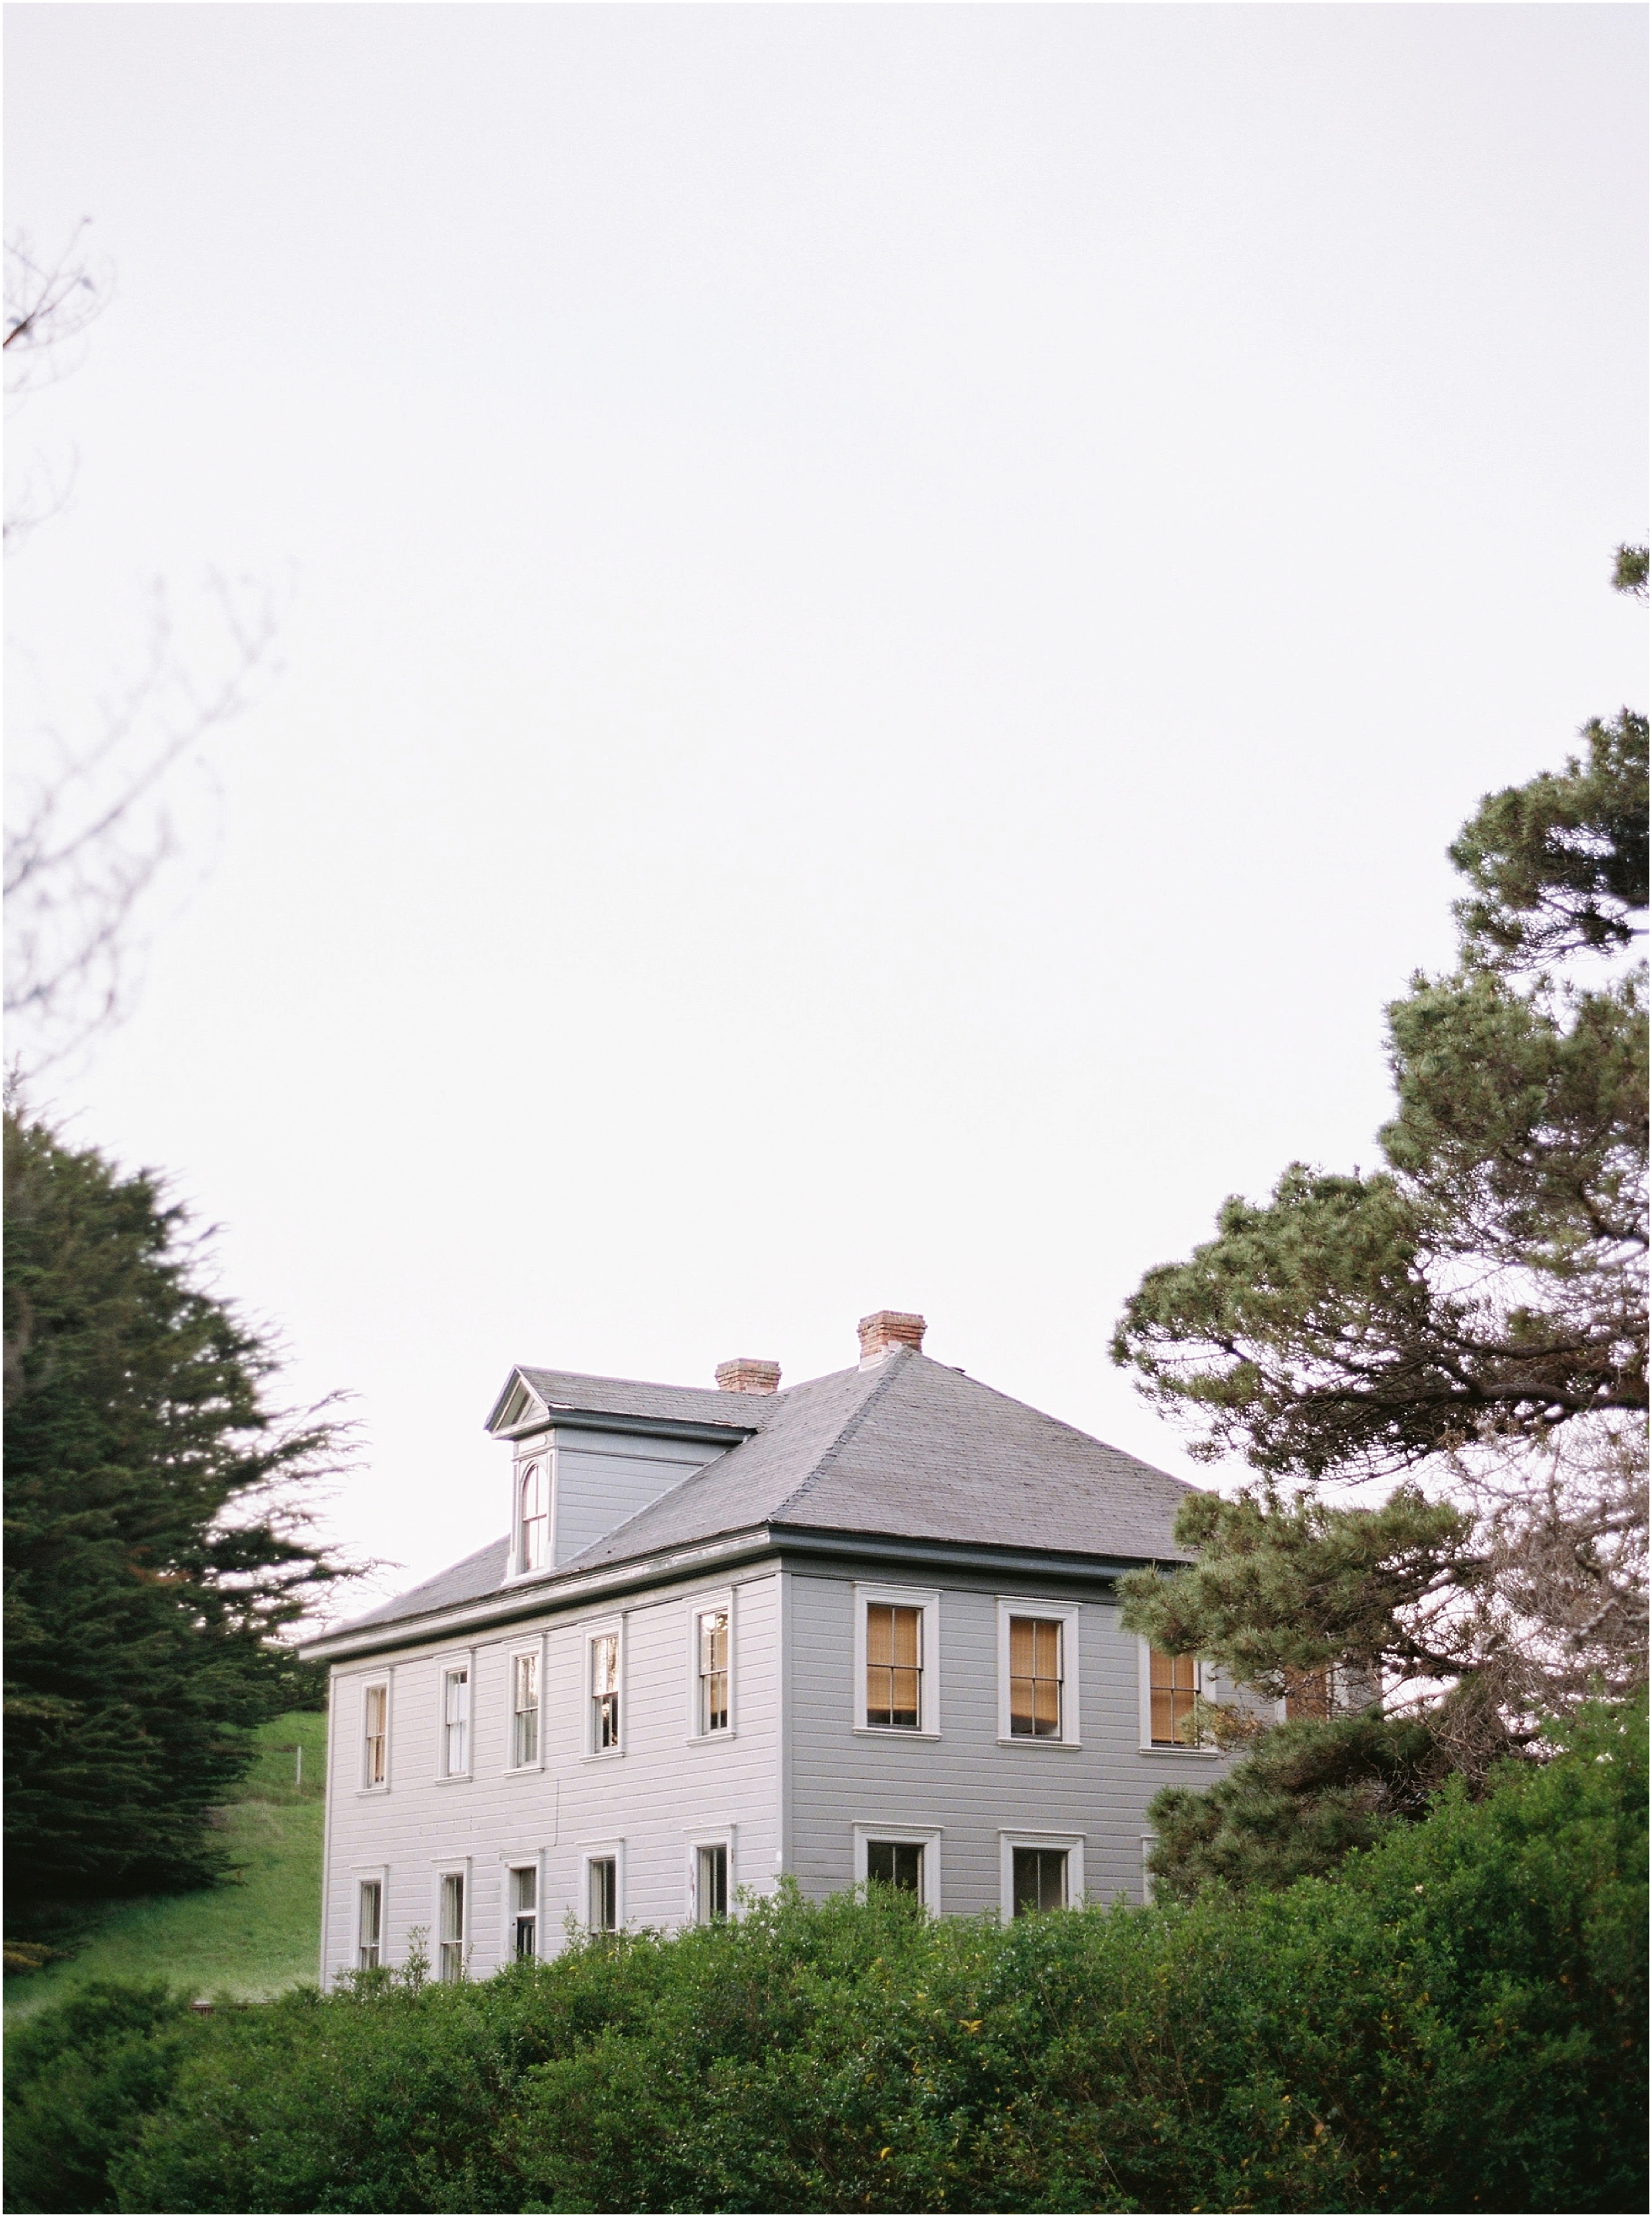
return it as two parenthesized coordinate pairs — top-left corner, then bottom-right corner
(304, 1310), (1240, 1985)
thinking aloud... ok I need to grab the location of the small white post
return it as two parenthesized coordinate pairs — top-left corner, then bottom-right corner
(295, 1743), (303, 1789)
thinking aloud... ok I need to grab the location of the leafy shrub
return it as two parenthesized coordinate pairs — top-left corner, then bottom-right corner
(3, 1980), (207, 2214)
(8, 1703), (1643, 2215)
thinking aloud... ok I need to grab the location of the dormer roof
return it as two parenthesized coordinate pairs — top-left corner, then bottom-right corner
(484, 1365), (763, 1441)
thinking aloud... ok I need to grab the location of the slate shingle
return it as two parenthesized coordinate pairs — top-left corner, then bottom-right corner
(327, 1349), (1197, 1641)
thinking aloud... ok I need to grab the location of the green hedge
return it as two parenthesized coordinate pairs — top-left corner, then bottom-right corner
(7, 1702), (1644, 2215)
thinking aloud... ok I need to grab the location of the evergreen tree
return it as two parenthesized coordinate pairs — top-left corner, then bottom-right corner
(1113, 555), (1648, 1892)
(3, 1106), (350, 1904)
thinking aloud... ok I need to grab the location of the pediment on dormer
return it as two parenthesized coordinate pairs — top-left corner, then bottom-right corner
(484, 1369), (550, 1436)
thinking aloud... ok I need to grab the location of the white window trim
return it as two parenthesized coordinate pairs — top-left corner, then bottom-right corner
(579, 1836), (626, 1932)
(683, 1823), (737, 1924)
(851, 1822), (943, 1914)
(686, 1588), (736, 1743)
(357, 1674), (392, 1795)
(431, 1856), (472, 1981)
(1137, 1635), (1219, 1756)
(996, 1596), (1082, 1747)
(505, 1441), (556, 1583)
(434, 1647), (476, 1781)
(500, 1846), (546, 1964)
(998, 1829), (1086, 1918)
(852, 1581), (942, 1739)
(504, 1633), (548, 1773)
(582, 1613), (626, 1760)
(348, 1862), (389, 1976)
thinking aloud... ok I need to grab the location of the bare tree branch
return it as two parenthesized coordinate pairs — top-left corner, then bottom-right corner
(5, 225), (282, 1072)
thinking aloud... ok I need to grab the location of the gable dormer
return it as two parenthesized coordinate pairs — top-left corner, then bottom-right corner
(485, 1365), (762, 1579)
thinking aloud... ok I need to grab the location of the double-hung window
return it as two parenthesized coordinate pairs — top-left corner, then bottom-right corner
(441, 1665), (470, 1776)
(697, 1608), (730, 1735)
(854, 1585), (940, 1737)
(511, 1651), (540, 1768)
(866, 1840), (922, 1893)
(866, 1604), (921, 1729)
(509, 1865), (538, 1959)
(998, 1830), (1084, 1919)
(356, 1878), (383, 1968)
(852, 1822), (942, 1912)
(517, 1460), (548, 1573)
(590, 1631), (620, 1752)
(1012, 1844), (1068, 1914)
(1148, 1647), (1201, 1747)
(997, 1599), (1080, 1745)
(695, 1843), (728, 1922)
(438, 1869), (466, 1982)
(1009, 1618), (1062, 1737)
(362, 1682), (389, 1787)
(589, 1856), (618, 1932)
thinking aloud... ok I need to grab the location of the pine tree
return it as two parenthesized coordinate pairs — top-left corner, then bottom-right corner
(3, 1106), (350, 1904)
(1113, 555), (1647, 1893)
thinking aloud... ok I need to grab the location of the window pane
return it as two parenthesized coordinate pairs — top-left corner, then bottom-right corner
(1012, 1846), (1067, 1916)
(699, 1610), (730, 1733)
(1008, 1616), (1063, 1739)
(1285, 1667), (1331, 1721)
(865, 1840), (922, 1893)
(519, 1464), (547, 1571)
(1149, 1648), (1199, 1744)
(357, 1880), (381, 1968)
(866, 1604), (922, 1729)
(591, 1634), (620, 1749)
(444, 1669), (469, 1773)
(439, 1872), (465, 1981)
(511, 1865), (537, 1959)
(514, 1653), (540, 1766)
(589, 1857), (617, 1932)
(363, 1685), (387, 1785)
(696, 1843), (728, 1922)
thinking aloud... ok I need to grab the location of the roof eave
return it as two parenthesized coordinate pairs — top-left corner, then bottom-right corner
(299, 1521), (1189, 1667)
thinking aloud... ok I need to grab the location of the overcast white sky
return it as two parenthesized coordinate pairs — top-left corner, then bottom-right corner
(6, 3), (1647, 1616)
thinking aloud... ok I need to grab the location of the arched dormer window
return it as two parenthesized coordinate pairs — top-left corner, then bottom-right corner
(519, 1461), (547, 1573)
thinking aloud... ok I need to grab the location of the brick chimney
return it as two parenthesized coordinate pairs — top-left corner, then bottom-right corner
(858, 1310), (926, 1366)
(715, 1356), (782, 1394)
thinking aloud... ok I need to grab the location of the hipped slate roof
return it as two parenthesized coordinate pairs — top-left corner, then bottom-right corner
(331, 1349), (1196, 1641)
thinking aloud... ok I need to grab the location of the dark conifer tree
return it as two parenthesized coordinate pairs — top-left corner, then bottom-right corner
(3, 1106), (350, 1904)
(1113, 554), (1647, 1895)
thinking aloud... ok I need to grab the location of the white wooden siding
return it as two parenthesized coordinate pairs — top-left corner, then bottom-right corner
(322, 1565), (783, 1986)
(547, 1430), (722, 1568)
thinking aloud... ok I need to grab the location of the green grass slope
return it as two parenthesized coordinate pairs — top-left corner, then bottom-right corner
(3, 1711), (326, 2024)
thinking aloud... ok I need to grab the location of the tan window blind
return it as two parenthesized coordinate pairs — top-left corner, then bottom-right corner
(1008, 1616), (1063, 1737)
(1150, 1647), (1199, 1745)
(866, 1603), (922, 1729)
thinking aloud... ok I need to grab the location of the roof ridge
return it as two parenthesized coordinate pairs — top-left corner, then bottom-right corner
(765, 1349), (913, 1524)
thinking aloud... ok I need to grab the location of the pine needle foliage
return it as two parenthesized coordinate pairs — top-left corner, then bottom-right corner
(3, 1106), (350, 1905)
(1111, 553), (1647, 1889)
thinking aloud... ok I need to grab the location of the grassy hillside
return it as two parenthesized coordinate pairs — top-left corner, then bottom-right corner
(3, 1711), (326, 2023)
